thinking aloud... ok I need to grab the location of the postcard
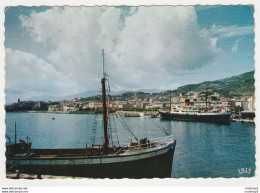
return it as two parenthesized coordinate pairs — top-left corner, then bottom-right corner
(0, 0), (259, 192)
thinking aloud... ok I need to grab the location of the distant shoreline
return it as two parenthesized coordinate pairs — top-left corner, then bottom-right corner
(5, 110), (159, 115)
(5, 111), (93, 114)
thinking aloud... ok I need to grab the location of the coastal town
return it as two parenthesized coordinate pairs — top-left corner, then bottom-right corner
(3, 5), (257, 184)
(5, 90), (255, 119)
(5, 67), (255, 119)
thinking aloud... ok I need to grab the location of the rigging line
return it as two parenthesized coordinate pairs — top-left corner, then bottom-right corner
(115, 114), (138, 142)
(118, 114), (138, 140)
(106, 79), (111, 93)
(149, 118), (170, 136)
(112, 114), (120, 147)
(91, 114), (98, 145)
(98, 61), (102, 79)
(108, 116), (114, 147)
(96, 64), (102, 95)
(182, 149), (239, 176)
(116, 114), (135, 137)
(106, 80), (118, 93)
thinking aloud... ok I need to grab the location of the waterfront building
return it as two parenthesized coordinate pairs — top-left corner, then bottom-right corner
(247, 96), (255, 111)
(88, 102), (102, 108)
(141, 102), (150, 108)
(82, 105), (89, 109)
(145, 103), (163, 109)
(63, 106), (76, 112)
(48, 104), (62, 112)
(234, 100), (249, 110)
(117, 103), (133, 109)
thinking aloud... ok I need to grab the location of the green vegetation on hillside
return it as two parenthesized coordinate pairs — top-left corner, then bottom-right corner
(171, 71), (254, 99)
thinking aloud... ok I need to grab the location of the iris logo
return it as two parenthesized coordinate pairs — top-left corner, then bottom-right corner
(238, 168), (251, 175)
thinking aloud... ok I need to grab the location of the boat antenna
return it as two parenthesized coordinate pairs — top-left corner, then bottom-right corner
(101, 49), (109, 154)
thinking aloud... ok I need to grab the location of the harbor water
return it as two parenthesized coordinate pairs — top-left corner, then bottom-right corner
(5, 112), (255, 178)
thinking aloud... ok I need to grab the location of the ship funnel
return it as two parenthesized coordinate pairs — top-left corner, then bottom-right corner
(184, 99), (190, 106)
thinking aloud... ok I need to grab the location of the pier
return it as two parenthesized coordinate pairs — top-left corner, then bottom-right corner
(230, 119), (254, 123)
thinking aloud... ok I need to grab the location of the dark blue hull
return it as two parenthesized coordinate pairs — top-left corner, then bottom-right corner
(7, 141), (176, 179)
(160, 111), (230, 124)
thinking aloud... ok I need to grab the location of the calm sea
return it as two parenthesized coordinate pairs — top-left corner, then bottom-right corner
(5, 112), (255, 178)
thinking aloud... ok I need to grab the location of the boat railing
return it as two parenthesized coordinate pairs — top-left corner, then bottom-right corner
(114, 135), (174, 155)
(148, 135), (174, 144)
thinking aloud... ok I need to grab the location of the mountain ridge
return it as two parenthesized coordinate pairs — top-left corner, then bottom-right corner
(25, 70), (254, 102)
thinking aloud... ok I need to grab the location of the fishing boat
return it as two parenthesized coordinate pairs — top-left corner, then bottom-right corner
(6, 50), (176, 178)
(160, 90), (231, 124)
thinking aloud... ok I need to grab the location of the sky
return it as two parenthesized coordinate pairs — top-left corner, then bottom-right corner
(4, 6), (255, 103)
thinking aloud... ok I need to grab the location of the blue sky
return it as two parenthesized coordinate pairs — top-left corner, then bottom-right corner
(5, 6), (255, 103)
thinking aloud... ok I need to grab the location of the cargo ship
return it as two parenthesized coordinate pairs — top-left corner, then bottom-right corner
(6, 50), (176, 178)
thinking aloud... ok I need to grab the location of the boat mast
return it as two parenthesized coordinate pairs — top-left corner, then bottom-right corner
(101, 49), (109, 154)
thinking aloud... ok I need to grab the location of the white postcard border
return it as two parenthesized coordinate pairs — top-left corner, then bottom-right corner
(0, 0), (259, 188)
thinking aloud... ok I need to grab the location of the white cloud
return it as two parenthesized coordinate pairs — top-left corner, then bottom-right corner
(209, 24), (254, 39)
(15, 6), (218, 96)
(232, 38), (243, 53)
(5, 48), (84, 102)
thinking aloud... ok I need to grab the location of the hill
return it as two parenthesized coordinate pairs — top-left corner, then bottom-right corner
(171, 71), (255, 98)
(83, 71), (255, 102)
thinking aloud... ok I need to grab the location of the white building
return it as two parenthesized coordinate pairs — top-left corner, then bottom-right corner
(247, 96), (255, 111)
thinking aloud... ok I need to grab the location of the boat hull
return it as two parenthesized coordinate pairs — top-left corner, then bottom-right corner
(6, 141), (176, 178)
(160, 111), (230, 124)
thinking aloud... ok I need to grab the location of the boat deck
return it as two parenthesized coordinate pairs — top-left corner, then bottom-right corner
(7, 136), (174, 158)
(32, 147), (125, 157)
(7, 147), (125, 158)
